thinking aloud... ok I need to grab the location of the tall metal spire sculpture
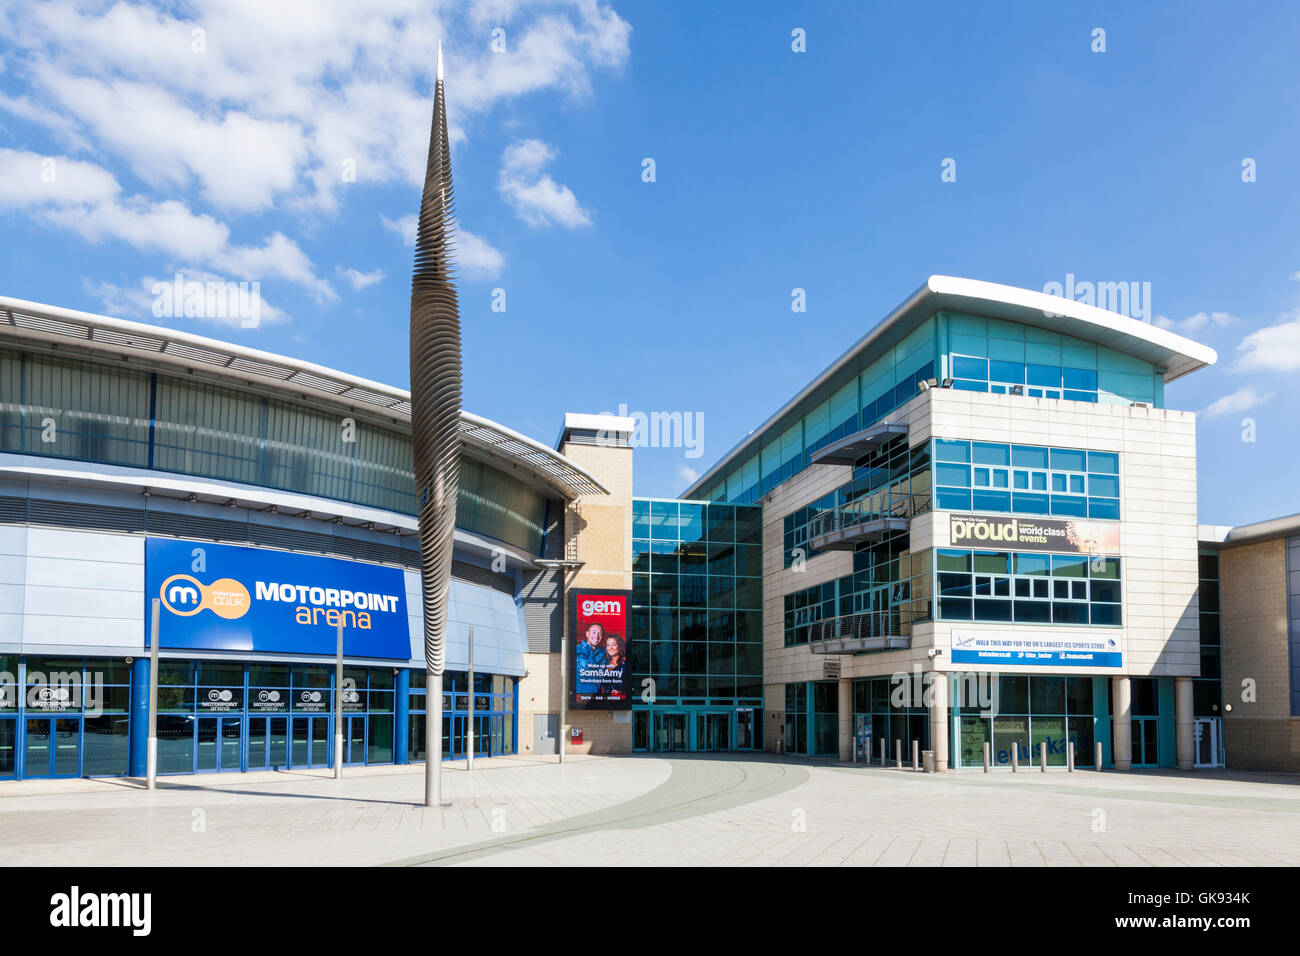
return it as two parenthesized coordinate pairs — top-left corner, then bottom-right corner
(410, 42), (461, 808)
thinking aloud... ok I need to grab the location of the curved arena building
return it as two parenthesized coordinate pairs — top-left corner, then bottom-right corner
(0, 296), (606, 779)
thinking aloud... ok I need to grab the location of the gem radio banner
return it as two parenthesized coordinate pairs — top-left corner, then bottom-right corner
(949, 514), (1120, 555)
(145, 537), (410, 659)
(571, 588), (631, 710)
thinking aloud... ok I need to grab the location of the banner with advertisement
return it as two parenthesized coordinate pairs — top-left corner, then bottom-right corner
(948, 513), (1120, 555)
(571, 588), (631, 710)
(950, 629), (1122, 667)
(145, 537), (410, 659)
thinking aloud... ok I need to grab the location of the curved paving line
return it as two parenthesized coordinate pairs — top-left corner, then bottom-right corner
(380, 757), (810, 867)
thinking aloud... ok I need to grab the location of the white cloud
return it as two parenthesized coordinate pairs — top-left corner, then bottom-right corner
(88, 271), (289, 329)
(339, 266), (385, 290)
(381, 213), (418, 246)
(0, 0), (631, 215)
(0, 147), (335, 303)
(455, 225), (506, 279)
(1154, 311), (1238, 336)
(498, 138), (591, 227)
(1202, 385), (1273, 418)
(676, 464), (699, 486)
(381, 212), (505, 280)
(1234, 309), (1300, 373)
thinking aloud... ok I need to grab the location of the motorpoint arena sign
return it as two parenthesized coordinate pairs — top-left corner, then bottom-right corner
(145, 538), (410, 659)
(949, 513), (1120, 555)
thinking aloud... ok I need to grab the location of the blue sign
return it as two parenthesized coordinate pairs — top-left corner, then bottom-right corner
(950, 629), (1122, 668)
(145, 538), (411, 660)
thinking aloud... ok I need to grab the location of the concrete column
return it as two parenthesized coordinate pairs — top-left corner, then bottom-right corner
(1175, 676), (1195, 770)
(837, 677), (852, 761)
(1112, 676), (1132, 771)
(929, 671), (949, 772)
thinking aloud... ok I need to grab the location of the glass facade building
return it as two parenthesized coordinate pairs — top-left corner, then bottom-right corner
(630, 498), (764, 752)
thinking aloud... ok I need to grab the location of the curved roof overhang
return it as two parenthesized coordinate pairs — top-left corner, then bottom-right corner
(0, 295), (606, 502)
(683, 275), (1218, 498)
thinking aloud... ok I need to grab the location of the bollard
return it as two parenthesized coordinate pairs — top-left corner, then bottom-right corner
(1067, 741), (1075, 772)
(1095, 741), (1103, 772)
(1040, 741), (1047, 772)
(911, 739), (919, 771)
(1011, 742), (1019, 772)
(880, 736), (887, 766)
(983, 741), (990, 773)
(895, 739), (902, 769)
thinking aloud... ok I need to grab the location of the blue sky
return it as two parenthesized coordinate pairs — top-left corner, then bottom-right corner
(1, 1), (1298, 526)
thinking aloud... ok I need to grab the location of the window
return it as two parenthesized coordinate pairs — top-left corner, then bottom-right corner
(937, 549), (1122, 625)
(948, 355), (1100, 403)
(932, 439), (1120, 519)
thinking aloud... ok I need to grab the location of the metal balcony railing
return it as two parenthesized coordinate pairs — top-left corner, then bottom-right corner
(805, 608), (911, 655)
(806, 490), (927, 545)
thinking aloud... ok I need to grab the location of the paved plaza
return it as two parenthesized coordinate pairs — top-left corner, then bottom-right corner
(1, 754), (1298, 866)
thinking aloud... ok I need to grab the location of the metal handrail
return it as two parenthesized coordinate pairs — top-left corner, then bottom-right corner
(807, 491), (929, 539)
(806, 607), (904, 643)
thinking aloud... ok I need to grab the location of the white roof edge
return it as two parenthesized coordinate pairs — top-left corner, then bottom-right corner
(926, 275), (1219, 378)
(0, 295), (605, 500)
(1220, 512), (1300, 546)
(0, 294), (406, 402)
(682, 275), (1218, 498)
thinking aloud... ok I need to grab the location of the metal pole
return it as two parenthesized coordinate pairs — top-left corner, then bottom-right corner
(983, 740), (990, 773)
(1067, 740), (1075, 772)
(1040, 741), (1047, 772)
(894, 739), (902, 769)
(334, 621), (343, 779)
(425, 672), (442, 805)
(911, 738), (919, 771)
(879, 736), (886, 766)
(466, 627), (474, 771)
(1095, 740), (1103, 772)
(1011, 741), (1019, 772)
(146, 598), (159, 790)
(558, 573), (568, 765)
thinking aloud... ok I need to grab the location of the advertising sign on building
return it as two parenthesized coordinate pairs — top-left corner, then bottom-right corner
(571, 588), (631, 710)
(145, 538), (410, 659)
(950, 629), (1122, 667)
(948, 514), (1120, 555)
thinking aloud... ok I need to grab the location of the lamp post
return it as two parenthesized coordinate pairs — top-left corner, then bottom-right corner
(335, 620), (344, 780)
(146, 598), (159, 790)
(466, 626), (474, 771)
(532, 558), (584, 763)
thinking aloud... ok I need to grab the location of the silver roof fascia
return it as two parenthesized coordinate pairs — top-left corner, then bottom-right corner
(682, 275), (1218, 498)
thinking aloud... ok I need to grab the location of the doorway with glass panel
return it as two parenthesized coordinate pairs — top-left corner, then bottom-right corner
(22, 716), (80, 778)
(654, 712), (688, 751)
(695, 712), (731, 751)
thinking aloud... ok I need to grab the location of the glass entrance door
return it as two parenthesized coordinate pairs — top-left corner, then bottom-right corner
(1194, 718), (1223, 767)
(290, 716), (330, 768)
(654, 712), (688, 751)
(247, 717), (288, 771)
(23, 717), (80, 778)
(736, 710), (755, 749)
(344, 715), (366, 765)
(1131, 718), (1158, 767)
(696, 713), (731, 751)
(196, 717), (243, 772)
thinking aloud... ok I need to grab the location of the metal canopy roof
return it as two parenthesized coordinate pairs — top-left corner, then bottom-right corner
(0, 296), (606, 502)
(683, 275), (1218, 498)
(809, 421), (910, 466)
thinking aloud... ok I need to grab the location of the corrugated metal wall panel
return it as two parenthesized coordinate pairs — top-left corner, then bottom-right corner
(519, 500), (563, 653)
